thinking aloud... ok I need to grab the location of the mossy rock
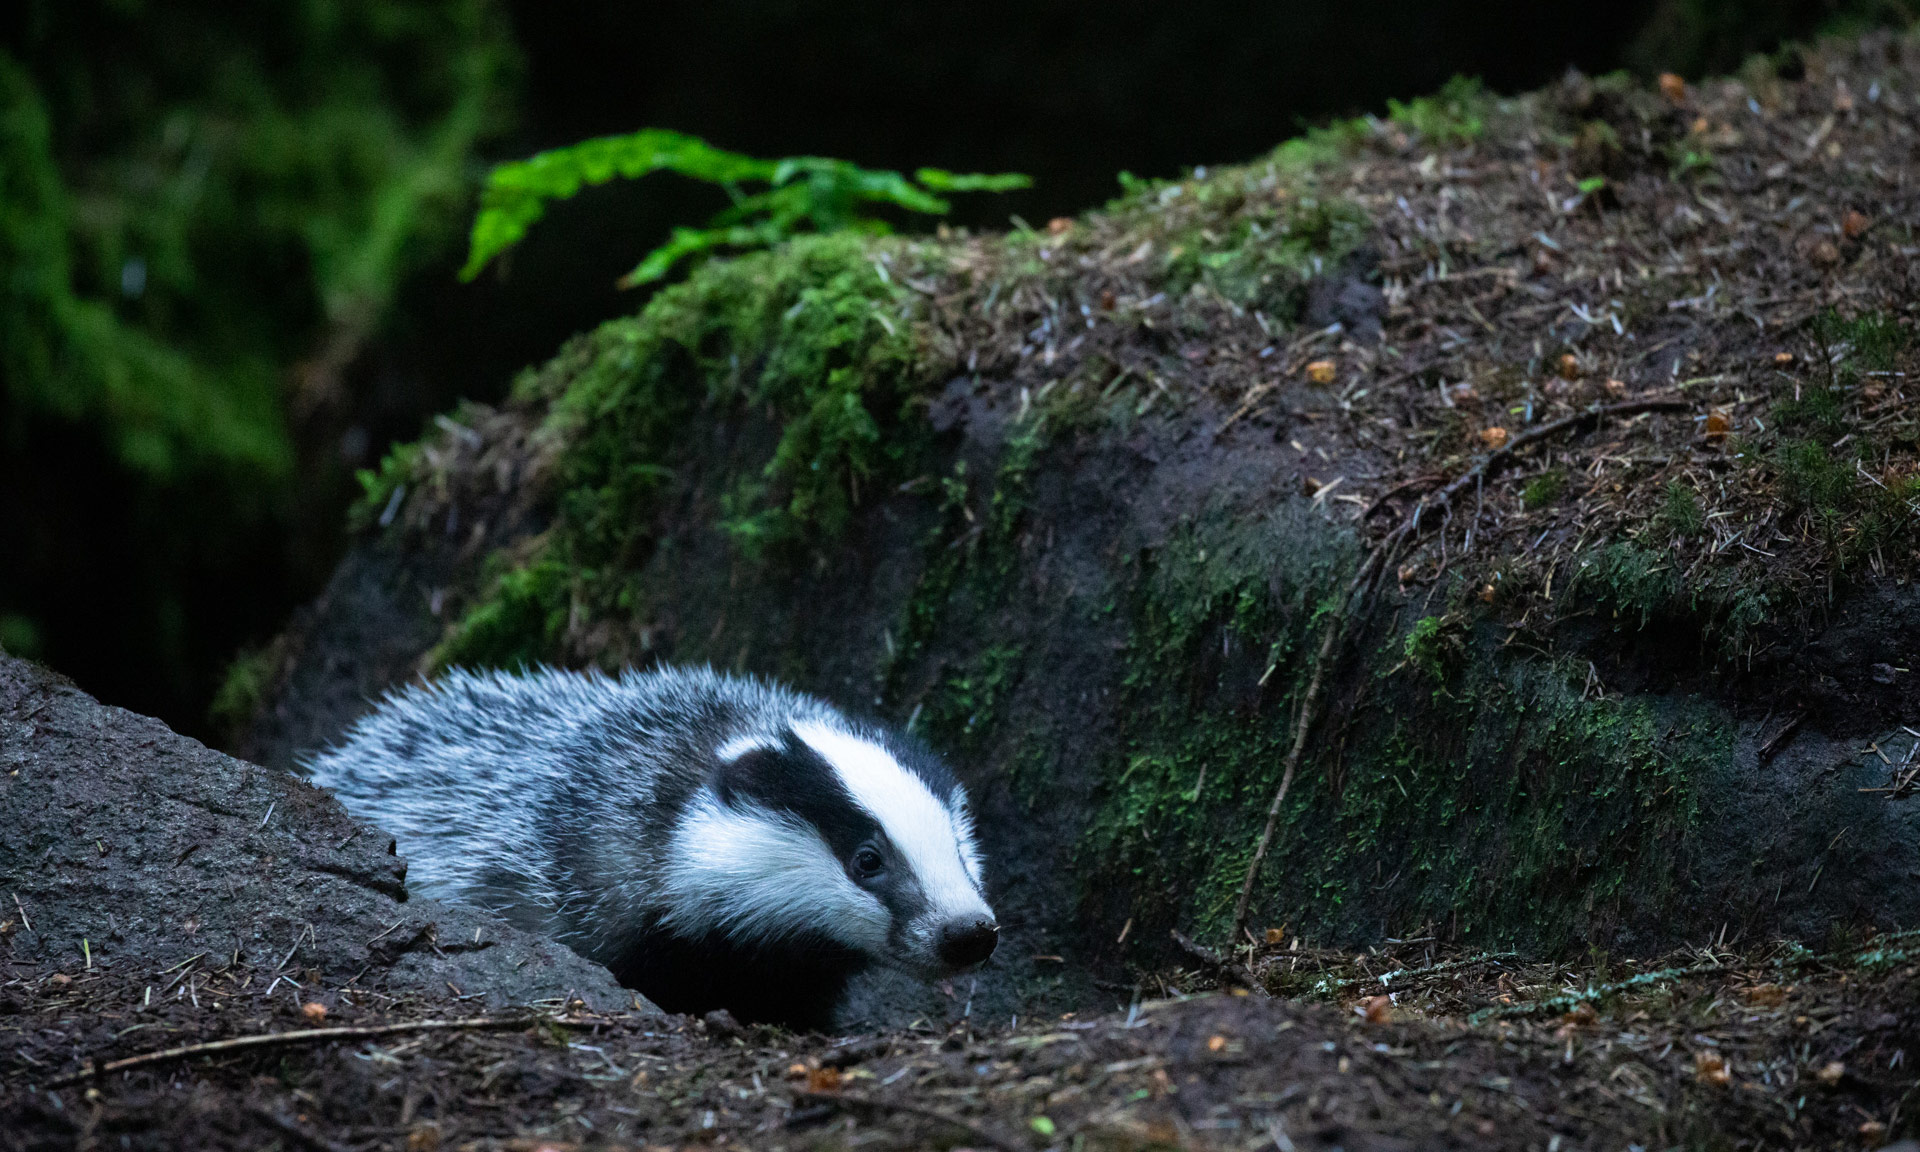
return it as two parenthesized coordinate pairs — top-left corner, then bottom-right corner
(249, 32), (1920, 1023)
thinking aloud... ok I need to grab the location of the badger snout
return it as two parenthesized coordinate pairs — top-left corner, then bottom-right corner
(936, 916), (998, 969)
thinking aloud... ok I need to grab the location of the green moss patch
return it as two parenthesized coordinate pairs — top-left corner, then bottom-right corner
(1077, 509), (1729, 954)
(430, 231), (939, 669)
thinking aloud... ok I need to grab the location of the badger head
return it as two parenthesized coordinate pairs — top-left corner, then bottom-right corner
(662, 718), (997, 979)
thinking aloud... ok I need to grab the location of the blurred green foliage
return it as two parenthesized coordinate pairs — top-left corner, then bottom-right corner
(4, 0), (512, 478)
(1, 0), (514, 725)
(460, 127), (1029, 289)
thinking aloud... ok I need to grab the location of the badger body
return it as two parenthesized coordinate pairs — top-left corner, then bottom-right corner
(305, 666), (996, 1028)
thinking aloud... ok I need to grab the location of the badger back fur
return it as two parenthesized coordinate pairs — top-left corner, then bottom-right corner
(305, 665), (996, 1028)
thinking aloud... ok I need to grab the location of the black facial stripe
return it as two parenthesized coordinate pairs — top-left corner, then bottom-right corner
(715, 733), (882, 860)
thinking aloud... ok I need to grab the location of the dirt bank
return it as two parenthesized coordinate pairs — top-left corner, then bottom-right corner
(233, 30), (1920, 1034)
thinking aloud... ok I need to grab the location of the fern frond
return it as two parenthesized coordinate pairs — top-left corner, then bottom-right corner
(460, 128), (1030, 287)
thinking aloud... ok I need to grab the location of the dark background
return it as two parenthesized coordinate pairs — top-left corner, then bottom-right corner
(0, 0), (1896, 738)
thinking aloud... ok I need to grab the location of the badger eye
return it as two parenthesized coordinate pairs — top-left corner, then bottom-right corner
(851, 846), (884, 878)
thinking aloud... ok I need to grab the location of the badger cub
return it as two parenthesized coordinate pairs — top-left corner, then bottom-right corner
(306, 665), (996, 1028)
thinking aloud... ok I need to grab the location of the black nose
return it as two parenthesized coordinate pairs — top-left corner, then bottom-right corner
(937, 918), (999, 968)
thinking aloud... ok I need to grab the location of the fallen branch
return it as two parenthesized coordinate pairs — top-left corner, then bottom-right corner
(43, 1015), (548, 1088)
(1228, 397), (1691, 942)
(794, 1090), (1026, 1152)
(1170, 929), (1267, 995)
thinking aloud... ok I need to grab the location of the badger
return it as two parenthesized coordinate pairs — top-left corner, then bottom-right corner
(304, 665), (997, 1029)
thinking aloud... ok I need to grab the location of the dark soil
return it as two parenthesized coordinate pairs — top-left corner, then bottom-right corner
(10, 930), (1920, 1150)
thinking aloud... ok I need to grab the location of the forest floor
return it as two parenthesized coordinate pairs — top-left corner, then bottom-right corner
(14, 26), (1920, 1152)
(8, 928), (1920, 1151)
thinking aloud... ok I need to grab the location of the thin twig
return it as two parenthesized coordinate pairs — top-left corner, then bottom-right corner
(1170, 929), (1267, 995)
(794, 1090), (1025, 1152)
(43, 1016), (548, 1088)
(1228, 397), (1690, 943)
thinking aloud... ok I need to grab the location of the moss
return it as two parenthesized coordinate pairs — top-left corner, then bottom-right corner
(1521, 469), (1568, 510)
(1657, 479), (1705, 538)
(1404, 613), (1467, 682)
(208, 644), (278, 735)
(1102, 123), (1375, 319)
(432, 231), (937, 670)
(1079, 507), (1356, 940)
(431, 549), (572, 670)
(1073, 508), (1730, 954)
(1387, 76), (1491, 146)
(1565, 541), (1772, 663)
(347, 441), (424, 532)
(1814, 308), (1909, 374)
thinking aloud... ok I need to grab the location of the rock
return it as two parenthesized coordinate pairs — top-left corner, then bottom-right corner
(0, 651), (633, 1011)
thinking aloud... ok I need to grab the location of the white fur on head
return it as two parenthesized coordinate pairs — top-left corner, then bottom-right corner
(792, 719), (993, 933)
(659, 796), (891, 951)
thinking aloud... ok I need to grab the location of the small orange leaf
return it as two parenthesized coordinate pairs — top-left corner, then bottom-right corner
(1557, 353), (1580, 381)
(1560, 1002), (1597, 1027)
(1479, 583), (1497, 604)
(1773, 351), (1795, 365)
(1306, 359), (1337, 385)
(301, 1001), (328, 1022)
(1604, 378), (1627, 395)
(1693, 1050), (1731, 1086)
(1658, 72), (1687, 104)
(1843, 210), (1871, 240)
(806, 1065), (844, 1094)
(1046, 217), (1075, 236)
(1207, 1034), (1228, 1051)
(1704, 410), (1731, 439)
(1745, 983), (1789, 1007)
(1479, 426), (1510, 449)
(1265, 927), (1285, 944)
(1358, 995), (1393, 1024)
(787, 1062), (810, 1078)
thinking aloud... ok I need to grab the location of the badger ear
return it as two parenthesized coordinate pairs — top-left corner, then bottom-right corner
(711, 738), (783, 810)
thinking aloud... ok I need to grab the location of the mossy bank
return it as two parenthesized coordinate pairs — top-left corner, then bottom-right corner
(247, 31), (1920, 1022)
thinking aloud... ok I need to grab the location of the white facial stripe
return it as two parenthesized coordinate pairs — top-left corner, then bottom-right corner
(792, 720), (991, 924)
(661, 797), (889, 951)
